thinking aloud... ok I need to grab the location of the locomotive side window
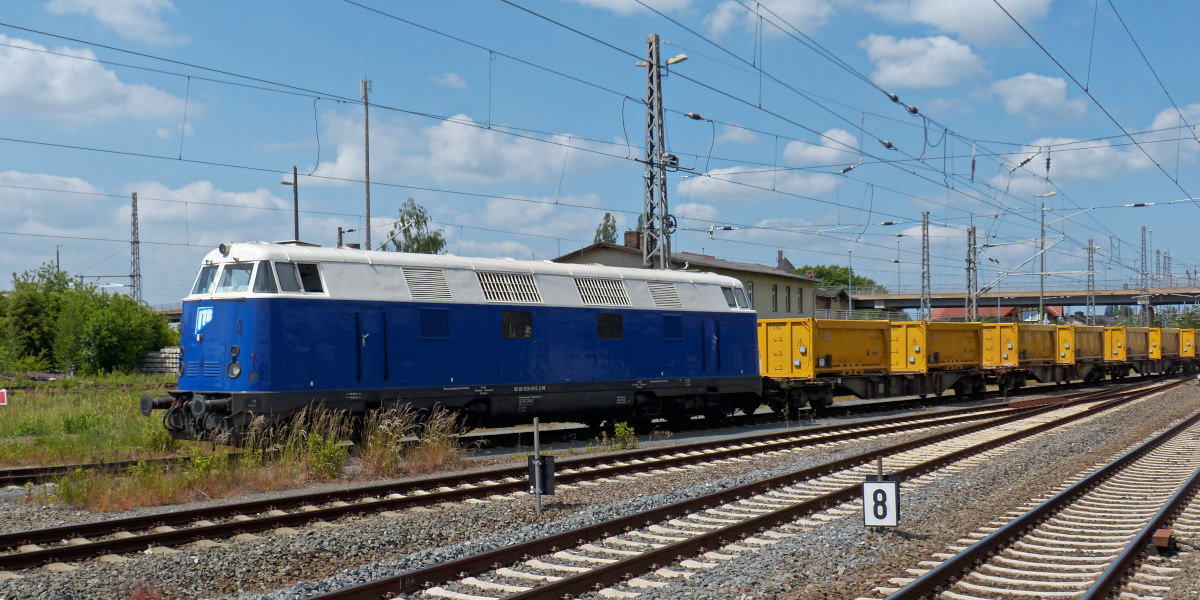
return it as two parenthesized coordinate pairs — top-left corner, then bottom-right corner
(721, 287), (737, 308)
(276, 262), (302, 292)
(502, 311), (532, 339)
(252, 261), (278, 293)
(298, 263), (324, 293)
(191, 264), (218, 295)
(597, 313), (623, 339)
(215, 263), (254, 293)
(663, 315), (683, 341)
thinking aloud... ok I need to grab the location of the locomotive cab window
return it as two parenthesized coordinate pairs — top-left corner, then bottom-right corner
(721, 287), (737, 308)
(298, 263), (324, 293)
(215, 263), (254, 293)
(597, 313), (623, 339)
(502, 310), (532, 339)
(191, 264), (218, 295)
(276, 262), (302, 292)
(252, 261), (277, 293)
(734, 287), (751, 309)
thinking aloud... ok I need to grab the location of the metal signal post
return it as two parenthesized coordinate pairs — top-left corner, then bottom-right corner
(641, 34), (677, 270)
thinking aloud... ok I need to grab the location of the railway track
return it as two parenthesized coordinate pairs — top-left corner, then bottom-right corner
(0, 386), (1119, 573)
(867, 388), (1200, 600)
(1, 375), (1151, 487)
(290, 379), (1181, 600)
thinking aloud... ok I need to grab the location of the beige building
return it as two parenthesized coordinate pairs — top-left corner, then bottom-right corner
(553, 232), (819, 319)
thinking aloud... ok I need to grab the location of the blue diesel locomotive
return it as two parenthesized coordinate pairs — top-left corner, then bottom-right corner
(142, 242), (763, 440)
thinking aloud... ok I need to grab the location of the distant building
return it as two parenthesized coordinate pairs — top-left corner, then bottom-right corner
(815, 288), (850, 312)
(553, 231), (819, 318)
(931, 306), (1064, 322)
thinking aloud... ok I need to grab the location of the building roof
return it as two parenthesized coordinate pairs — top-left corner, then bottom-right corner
(815, 288), (849, 299)
(553, 243), (820, 282)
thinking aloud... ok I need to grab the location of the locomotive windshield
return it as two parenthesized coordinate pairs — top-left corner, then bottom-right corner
(215, 263), (254, 293)
(191, 264), (218, 295)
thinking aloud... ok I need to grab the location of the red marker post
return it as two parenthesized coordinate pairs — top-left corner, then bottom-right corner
(0, 389), (7, 406)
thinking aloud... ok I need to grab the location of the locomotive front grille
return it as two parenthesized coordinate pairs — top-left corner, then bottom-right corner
(202, 361), (221, 378)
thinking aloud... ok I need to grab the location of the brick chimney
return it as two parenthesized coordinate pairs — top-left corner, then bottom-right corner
(624, 230), (643, 250)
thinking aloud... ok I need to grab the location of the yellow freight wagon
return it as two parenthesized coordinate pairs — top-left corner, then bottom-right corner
(1183, 329), (1196, 358)
(1072, 326), (1105, 362)
(1105, 326), (1127, 362)
(1161, 328), (1181, 358)
(982, 323), (1019, 367)
(1056, 325), (1075, 364)
(890, 321), (982, 373)
(1148, 327), (1162, 359)
(758, 318), (890, 379)
(1127, 327), (1151, 360)
(1018, 324), (1057, 364)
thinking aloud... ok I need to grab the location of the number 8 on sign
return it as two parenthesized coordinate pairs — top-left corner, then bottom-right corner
(862, 479), (899, 527)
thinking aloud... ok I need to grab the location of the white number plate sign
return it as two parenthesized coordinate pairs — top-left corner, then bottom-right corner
(863, 479), (899, 527)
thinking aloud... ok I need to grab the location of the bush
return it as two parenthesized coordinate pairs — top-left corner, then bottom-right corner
(0, 264), (175, 374)
(612, 422), (638, 449)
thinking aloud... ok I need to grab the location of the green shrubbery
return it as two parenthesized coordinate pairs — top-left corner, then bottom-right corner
(0, 264), (177, 374)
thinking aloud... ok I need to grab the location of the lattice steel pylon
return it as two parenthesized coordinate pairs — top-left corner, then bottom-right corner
(641, 33), (672, 270)
(1141, 226), (1150, 326)
(130, 192), (142, 302)
(965, 226), (977, 321)
(1164, 252), (1172, 286)
(1086, 238), (1096, 326)
(921, 211), (931, 320)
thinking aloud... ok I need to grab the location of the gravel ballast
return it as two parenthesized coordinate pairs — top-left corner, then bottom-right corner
(0, 384), (1196, 599)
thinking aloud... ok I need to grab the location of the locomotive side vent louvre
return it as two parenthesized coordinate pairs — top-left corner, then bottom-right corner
(185, 362), (199, 377)
(575, 277), (631, 306)
(420, 309), (451, 339)
(403, 267), (453, 301)
(477, 272), (542, 303)
(646, 281), (683, 309)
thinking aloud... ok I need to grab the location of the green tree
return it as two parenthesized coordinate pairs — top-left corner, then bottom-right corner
(0, 264), (175, 374)
(594, 212), (618, 244)
(383, 198), (447, 255)
(797, 264), (883, 290)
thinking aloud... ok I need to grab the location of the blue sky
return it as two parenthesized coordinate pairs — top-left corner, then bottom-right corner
(3, 0), (1199, 304)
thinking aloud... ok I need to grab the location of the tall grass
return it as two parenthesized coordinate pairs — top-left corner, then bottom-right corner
(46, 404), (469, 511)
(360, 405), (469, 477)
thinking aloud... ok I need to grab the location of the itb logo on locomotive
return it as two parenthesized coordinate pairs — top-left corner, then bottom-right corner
(195, 307), (214, 335)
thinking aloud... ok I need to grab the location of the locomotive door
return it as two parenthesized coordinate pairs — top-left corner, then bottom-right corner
(701, 317), (721, 373)
(354, 308), (388, 385)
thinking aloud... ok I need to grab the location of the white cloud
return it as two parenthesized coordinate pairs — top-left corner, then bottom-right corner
(677, 166), (838, 202)
(430, 72), (467, 89)
(310, 112), (602, 187)
(45, 0), (186, 45)
(990, 73), (1086, 125)
(716, 125), (760, 145)
(783, 128), (859, 165)
(155, 122), (194, 139)
(560, 0), (693, 15)
(988, 137), (1147, 194)
(861, 0), (1051, 46)
(674, 203), (720, 223)
(465, 194), (611, 243)
(0, 35), (188, 123)
(707, 0), (835, 37)
(860, 34), (986, 89)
